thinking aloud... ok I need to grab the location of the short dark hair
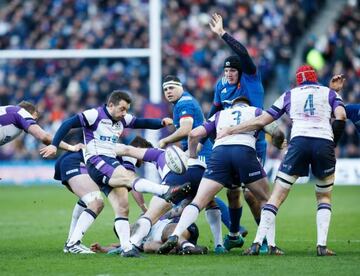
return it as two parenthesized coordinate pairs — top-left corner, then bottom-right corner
(163, 75), (181, 84)
(107, 90), (132, 105)
(231, 96), (251, 106)
(18, 101), (38, 115)
(129, 136), (153, 148)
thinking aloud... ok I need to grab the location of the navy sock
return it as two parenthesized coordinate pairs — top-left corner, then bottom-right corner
(229, 207), (242, 233)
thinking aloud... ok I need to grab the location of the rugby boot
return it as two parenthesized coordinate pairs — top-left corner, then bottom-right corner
(317, 245), (336, 256)
(65, 240), (95, 254)
(215, 244), (228, 254)
(269, 245), (285, 255)
(121, 247), (141, 258)
(162, 182), (192, 203)
(179, 245), (208, 255)
(157, 235), (179, 254)
(243, 242), (260, 256)
(223, 234), (245, 251)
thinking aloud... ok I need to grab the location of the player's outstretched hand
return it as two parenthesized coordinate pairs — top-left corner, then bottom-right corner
(162, 117), (173, 126)
(40, 145), (57, 158)
(158, 139), (167, 149)
(216, 127), (231, 140)
(329, 74), (345, 92)
(209, 13), (226, 36)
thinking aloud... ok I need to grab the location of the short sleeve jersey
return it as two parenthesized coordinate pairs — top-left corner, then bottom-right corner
(78, 105), (136, 161)
(0, 105), (36, 146)
(172, 91), (212, 165)
(266, 84), (344, 141)
(204, 104), (262, 149)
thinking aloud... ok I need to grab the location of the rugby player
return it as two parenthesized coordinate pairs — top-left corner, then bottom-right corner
(41, 91), (190, 257)
(159, 75), (226, 253)
(209, 13), (267, 251)
(217, 65), (346, 256)
(0, 101), (82, 151)
(157, 96), (285, 255)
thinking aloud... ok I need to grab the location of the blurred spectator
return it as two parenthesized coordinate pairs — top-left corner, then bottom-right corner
(1, 0), (357, 160)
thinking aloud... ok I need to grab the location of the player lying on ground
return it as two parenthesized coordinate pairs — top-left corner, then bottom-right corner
(217, 65), (346, 256)
(157, 96), (285, 255)
(90, 218), (207, 255)
(114, 136), (204, 252)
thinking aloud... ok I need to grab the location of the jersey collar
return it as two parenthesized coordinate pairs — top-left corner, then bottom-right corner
(103, 104), (118, 124)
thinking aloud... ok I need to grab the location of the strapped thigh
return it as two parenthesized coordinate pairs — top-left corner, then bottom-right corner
(275, 171), (298, 189)
(315, 174), (334, 193)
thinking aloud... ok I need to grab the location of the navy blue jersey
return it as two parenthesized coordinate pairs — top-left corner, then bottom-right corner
(172, 91), (212, 163)
(213, 72), (264, 110)
(346, 104), (360, 133)
(213, 73), (266, 163)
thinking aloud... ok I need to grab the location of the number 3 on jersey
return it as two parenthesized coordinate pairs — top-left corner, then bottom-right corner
(232, 110), (242, 125)
(304, 94), (316, 115)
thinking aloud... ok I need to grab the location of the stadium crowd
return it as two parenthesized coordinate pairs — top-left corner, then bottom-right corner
(0, 0), (358, 160)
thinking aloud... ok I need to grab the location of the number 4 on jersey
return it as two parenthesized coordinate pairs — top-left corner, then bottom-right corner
(304, 94), (316, 115)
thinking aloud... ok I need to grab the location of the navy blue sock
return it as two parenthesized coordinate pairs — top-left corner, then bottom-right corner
(229, 207), (242, 233)
(214, 197), (231, 230)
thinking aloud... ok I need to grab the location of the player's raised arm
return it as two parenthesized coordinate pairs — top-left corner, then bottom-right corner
(209, 13), (256, 75)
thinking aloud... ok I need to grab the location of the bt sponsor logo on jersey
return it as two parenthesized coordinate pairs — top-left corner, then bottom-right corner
(99, 135), (120, 143)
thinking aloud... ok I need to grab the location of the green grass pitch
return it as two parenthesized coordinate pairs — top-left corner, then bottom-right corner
(0, 184), (359, 275)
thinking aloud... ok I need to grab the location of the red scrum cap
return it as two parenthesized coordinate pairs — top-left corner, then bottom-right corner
(295, 65), (318, 85)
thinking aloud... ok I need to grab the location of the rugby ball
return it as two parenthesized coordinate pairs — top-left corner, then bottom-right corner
(165, 145), (188, 174)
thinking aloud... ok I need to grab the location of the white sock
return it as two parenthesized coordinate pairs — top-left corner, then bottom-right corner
(68, 209), (96, 245)
(114, 218), (133, 252)
(132, 178), (168, 196)
(181, 242), (195, 248)
(205, 208), (223, 247)
(173, 204), (200, 237)
(254, 204), (278, 245)
(67, 201), (86, 242)
(130, 217), (152, 247)
(266, 220), (276, 247)
(317, 203), (332, 246)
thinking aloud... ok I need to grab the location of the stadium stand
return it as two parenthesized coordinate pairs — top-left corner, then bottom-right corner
(0, 0), (358, 160)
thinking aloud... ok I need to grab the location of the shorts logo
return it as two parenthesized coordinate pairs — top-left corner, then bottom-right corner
(66, 168), (79, 175)
(205, 169), (213, 175)
(249, 171), (261, 177)
(324, 167), (335, 173)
